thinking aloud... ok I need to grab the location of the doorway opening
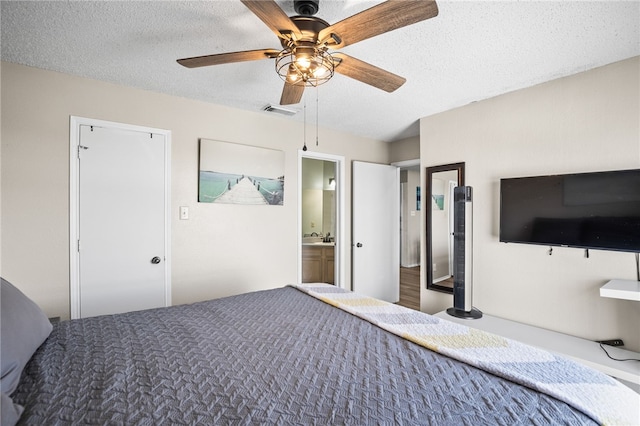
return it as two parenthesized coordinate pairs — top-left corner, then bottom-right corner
(297, 151), (345, 288)
(394, 159), (421, 310)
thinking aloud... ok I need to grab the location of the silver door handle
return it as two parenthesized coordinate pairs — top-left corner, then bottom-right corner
(151, 256), (161, 264)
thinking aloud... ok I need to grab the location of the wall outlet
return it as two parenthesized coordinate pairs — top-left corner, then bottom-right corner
(597, 339), (624, 347)
(433, 263), (437, 271)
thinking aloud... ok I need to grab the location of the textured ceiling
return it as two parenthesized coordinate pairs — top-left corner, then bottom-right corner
(1, 1), (639, 142)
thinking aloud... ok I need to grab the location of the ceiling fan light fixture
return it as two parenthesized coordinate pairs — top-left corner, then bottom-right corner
(276, 45), (334, 87)
(179, 0), (440, 104)
(288, 73), (300, 83)
(312, 67), (327, 78)
(295, 56), (312, 70)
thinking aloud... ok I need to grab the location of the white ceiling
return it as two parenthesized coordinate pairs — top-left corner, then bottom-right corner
(1, 1), (638, 142)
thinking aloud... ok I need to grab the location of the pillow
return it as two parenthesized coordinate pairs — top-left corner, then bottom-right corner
(0, 277), (53, 418)
(1, 391), (23, 426)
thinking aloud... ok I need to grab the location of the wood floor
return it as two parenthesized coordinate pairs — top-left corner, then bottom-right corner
(398, 266), (420, 311)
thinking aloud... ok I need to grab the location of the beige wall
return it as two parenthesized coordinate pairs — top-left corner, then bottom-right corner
(420, 57), (640, 351)
(390, 136), (419, 163)
(0, 62), (390, 319)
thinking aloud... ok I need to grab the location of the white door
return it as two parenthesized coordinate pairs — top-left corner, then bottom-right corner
(74, 121), (170, 318)
(352, 161), (400, 302)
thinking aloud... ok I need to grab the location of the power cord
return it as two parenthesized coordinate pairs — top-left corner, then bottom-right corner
(598, 343), (640, 362)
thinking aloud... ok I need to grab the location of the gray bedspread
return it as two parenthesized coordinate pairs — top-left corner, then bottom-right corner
(13, 286), (595, 425)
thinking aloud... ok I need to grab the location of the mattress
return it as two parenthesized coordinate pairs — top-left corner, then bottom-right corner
(13, 286), (598, 425)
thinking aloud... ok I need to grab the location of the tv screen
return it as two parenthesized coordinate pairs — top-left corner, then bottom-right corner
(499, 169), (640, 252)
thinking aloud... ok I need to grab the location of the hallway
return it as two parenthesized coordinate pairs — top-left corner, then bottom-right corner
(398, 266), (420, 311)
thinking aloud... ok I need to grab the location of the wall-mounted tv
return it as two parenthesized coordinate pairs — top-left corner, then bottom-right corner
(499, 169), (640, 253)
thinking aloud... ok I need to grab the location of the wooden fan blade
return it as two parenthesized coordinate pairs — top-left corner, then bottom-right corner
(280, 82), (305, 105)
(241, 0), (303, 41)
(177, 49), (280, 68)
(333, 53), (406, 92)
(319, 0), (438, 49)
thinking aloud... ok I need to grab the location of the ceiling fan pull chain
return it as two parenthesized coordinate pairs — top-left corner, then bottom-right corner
(302, 98), (308, 151)
(315, 85), (319, 147)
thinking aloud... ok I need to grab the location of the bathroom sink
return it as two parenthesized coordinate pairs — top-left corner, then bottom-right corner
(302, 237), (323, 244)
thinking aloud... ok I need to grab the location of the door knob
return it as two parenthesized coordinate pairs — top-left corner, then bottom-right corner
(151, 256), (161, 264)
(356, 242), (363, 248)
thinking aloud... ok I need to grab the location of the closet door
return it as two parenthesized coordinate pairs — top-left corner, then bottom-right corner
(76, 123), (169, 318)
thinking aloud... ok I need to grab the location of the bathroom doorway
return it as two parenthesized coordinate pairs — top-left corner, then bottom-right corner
(298, 151), (345, 287)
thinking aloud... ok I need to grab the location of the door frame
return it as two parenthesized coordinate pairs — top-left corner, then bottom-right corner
(297, 150), (346, 288)
(69, 116), (172, 319)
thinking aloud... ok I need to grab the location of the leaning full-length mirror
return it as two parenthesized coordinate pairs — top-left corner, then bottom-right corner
(425, 162), (465, 292)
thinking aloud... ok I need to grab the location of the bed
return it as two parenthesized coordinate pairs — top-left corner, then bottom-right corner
(2, 278), (638, 425)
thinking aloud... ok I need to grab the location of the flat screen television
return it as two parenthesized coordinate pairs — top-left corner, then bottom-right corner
(499, 169), (640, 253)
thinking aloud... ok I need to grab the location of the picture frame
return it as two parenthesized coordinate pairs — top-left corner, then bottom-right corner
(198, 139), (285, 205)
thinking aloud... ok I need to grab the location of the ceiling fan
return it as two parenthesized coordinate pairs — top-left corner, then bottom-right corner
(177, 0), (439, 105)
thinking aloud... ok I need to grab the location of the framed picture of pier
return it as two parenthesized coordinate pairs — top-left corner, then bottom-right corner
(198, 139), (285, 205)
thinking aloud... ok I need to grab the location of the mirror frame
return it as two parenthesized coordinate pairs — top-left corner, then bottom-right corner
(425, 162), (465, 293)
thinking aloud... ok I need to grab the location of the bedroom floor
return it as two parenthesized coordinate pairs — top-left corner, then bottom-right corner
(399, 266), (420, 310)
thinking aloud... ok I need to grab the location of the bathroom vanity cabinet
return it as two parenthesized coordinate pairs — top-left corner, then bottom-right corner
(301, 244), (334, 284)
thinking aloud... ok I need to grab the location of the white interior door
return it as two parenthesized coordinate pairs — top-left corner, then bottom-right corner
(74, 121), (170, 318)
(352, 161), (400, 302)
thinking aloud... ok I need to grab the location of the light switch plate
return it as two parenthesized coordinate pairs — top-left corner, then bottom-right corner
(179, 206), (189, 220)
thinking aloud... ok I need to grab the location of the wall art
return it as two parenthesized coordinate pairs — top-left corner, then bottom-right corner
(199, 139), (285, 205)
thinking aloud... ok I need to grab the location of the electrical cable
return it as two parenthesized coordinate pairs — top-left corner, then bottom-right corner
(598, 343), (640, 362)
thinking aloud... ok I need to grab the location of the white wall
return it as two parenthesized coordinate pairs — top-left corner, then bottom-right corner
(0, 62), (390, 318)
(420, 57), (640, 351)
